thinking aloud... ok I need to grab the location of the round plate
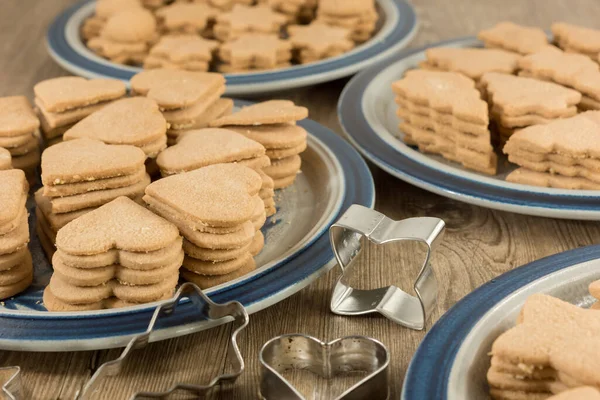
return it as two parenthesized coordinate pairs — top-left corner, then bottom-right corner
(0, 112), (375, 351)
(402, 245), (600, 400)
(46, 0), (418, 96)
(339, 36), (600, 220)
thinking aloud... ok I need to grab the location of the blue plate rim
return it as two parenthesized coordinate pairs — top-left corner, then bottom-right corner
(338, 36), (600, 219)
(45, 0), (418, 94)
(0, 109), (375, 350)
(401, 244), (600, 400)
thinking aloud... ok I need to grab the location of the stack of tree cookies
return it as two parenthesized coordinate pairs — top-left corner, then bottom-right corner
(0, 96), (40, 178)
(35, 139), (150, 259)
(210, 100), (309, 189)
(43, 197), (183, 311)
(156, 128), (277, 216)
(130, 69), (231, 145)
(34, 77), (127, 146)
(144, 163), (265, 289)
(0, 170), (33, 300)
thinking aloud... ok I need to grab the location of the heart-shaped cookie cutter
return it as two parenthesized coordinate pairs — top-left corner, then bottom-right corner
(0, 366), (21, 400)
(259, 334), (389, 400)
(76, 282), (249, 400)
(329, 204), (445, 330)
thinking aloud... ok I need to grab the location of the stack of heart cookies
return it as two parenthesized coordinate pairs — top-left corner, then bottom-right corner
(43, 197), (183, 311)
(481, 72), (582, 144)
(210, 100), (308, 189)
(81, 0), (142, 41)
(34, 77), (127, 146)
(156, 128), (276, 216)
(392, 69), (497, 175)
(0, 170), (33, 300)
(144, 163), (264, 289)
(35, 138), (150, 258)
(217, 33), (292, 73)
(0, 96), (40, 177)
(518, 46), (600, 111)
(487, 294), (600, 399)
(504, 112), (600, 190)
(130, 69), (230, 146)
(0, 148), (11, 170)
(88, 8), (158, 65)
(316, 0), (377, 43)
(145, 35), (219, 72)
(213, 4), (288, 41)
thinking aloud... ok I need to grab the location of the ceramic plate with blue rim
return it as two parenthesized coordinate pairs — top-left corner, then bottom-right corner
(338, 36), (600, 220)
(401, 245), (600, 400)
(0, 113), (375, 352)
(46, 0), (418, 96)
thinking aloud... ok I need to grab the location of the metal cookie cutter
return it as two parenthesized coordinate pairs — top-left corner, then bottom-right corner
(0, 366), (22, 400)
(76, 282), (249, 400)
(259, 334), (389, 400)
(329, 204), (445, 330)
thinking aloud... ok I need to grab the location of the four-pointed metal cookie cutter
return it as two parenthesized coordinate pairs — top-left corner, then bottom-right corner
(75, 282), (249, 400)
(259, 334), (389, 400)
(329, 204), (445, 330)
(0, 366), (22, 400)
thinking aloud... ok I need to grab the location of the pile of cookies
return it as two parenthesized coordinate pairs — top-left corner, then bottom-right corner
(81, 0), (379, 72)
(34, 77), (127, 146)
(392, 20), (600, 189)
(0, 170), (33, 300)
(0, 96), (41, 179)
(35, 138), (150, 258)
(43, 197), (183, 311)
(210, 100), (309, 189)
(487, 293), (600, 399)
(144, 164), (265, 289)
(392, 70), (497, 175)
(130, 69), (230, 145)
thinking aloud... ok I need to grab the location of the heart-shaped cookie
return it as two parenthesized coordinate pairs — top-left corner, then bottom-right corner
(157, 128), (265, 176)
(63, 97), (168, 147)
(144, 163), (262, 227)
(260, 334), (389, 400)
(41, 138), (147, 186)
(210, 100), (308, 126)
(55, 196), (180, 256)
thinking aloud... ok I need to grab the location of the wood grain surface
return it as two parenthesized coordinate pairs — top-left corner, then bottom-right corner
(2, 1), (600, 399)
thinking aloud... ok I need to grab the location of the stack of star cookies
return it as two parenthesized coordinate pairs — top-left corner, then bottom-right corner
(210, 100), (308, 189)
(552, 22), (600, 60)
(43, 197), (183, 311)
(218, 33), (292, 73)
(207, 0), (254, 11)
(480, 72), (582, 144)
(487, 294), (600, 399)
(131, 69), (229, 145)
(145, 35), (219, 71)
(144, 163), (264, 289)
(316, 0), (377, 43)
(0, 148), (11, 170)
(0, 96), (40, 177)
(34, 77), (127, 146)
(156, 128), (277, 216)
(504, 112), (600, 190)
(35, 139), (150, 258)
(477, 22), (548, 55)
(213, 4), (287, 41)
(261, 0), (317, 23)
(0, 170), (33, 300)
(156, 2), (219, 36)
(518, 46), (600, 111)
(392, 70), (497, 175)
(287, 22), (353, 63)
(88, 8), (157, 65)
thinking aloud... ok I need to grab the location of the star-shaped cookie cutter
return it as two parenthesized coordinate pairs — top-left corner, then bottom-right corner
(76, 282), (249, 400)
(329, 205), (445, 330)
(259, 334), (389, 400)
(0, 366), (22, 400)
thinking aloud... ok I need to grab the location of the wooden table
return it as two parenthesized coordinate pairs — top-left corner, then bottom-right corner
(2, 1), (600, 398)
